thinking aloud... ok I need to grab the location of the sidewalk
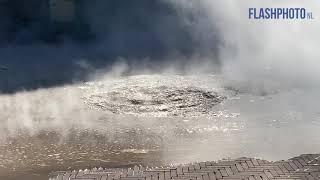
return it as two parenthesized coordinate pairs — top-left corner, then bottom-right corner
(50, 154), (320, 180)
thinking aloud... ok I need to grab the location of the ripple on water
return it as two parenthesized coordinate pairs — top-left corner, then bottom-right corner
(81, 75), (235, 118)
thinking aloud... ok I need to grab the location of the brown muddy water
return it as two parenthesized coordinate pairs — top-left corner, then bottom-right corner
(0, 129), (164, 180)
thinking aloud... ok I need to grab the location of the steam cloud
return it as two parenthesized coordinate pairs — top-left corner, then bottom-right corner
(0, 0), (319, 163)
(186, 0), (320, 92)
(0, 0), (220, 93)
(0, 0), (319, 136)
(0, 1), (319, 92)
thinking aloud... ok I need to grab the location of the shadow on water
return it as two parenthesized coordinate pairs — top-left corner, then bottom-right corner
(0, 0), (220, 94)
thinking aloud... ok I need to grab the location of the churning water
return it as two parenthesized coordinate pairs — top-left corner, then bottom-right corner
(1, 74), (320, 180)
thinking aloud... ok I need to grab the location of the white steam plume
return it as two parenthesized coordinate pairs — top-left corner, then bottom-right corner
(170, 0), (320, 92)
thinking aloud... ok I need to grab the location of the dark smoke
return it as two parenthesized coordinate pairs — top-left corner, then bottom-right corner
(0, 0), (220, 93)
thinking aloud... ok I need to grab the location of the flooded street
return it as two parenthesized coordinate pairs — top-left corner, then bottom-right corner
(1, 75), (320, 179)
